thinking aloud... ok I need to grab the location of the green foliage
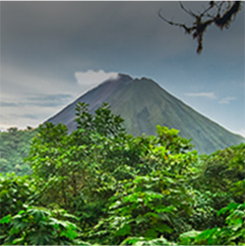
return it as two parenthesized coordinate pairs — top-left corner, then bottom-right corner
(0, 173), (36, 218)
(206, 143), (245, 180)
(75, 102), (125, 137)
(1, 102), (244, 245)
(25, 103), (126, 211)
(91, 173), (191, 244)
(0, 206), (82, 245)
(85, 125), (197, 244)
(0, 127), (37, 175)
(120, 236), (176, 245)
(180, 202), (245, 245)
(0, 173), (37, 244)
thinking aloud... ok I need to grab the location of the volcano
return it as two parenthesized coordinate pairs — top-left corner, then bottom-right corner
(47, 74), (244, 154)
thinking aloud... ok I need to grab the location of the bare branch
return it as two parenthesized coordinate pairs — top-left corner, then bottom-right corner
(179, 1), (198, 19)
(158, 1), (242, 54)
(158, 9), (193, 34)
(214, 1), (241, 29)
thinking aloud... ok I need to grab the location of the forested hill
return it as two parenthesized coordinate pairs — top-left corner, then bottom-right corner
(0, 127), (37, 175)
(0, 103), (245, 245)
(47, 74), (244, 154)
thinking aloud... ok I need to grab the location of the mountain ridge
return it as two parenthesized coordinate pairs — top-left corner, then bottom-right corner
(47, 74), (244, 154)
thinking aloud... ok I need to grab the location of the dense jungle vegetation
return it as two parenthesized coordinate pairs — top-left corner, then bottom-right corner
(0, 126), (36, 175)
(0, 102), (244, 245)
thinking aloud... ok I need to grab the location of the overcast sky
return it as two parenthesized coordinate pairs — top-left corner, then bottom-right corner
(0, 1), (244, 137)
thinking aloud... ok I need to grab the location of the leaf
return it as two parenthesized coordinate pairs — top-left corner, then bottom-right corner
(0, 214), (11, 224)
(195, 227), (219, 242)
(119, 237), (173, 246)
(115, 223), (131, 236)
(144, 228), (158, 238)
(74, 240), (92, 245)
(120, 237), (146, 245)
(155, 224), (173, 234)
(155, 205), (176, 214)
(60, 227), (78, 240)
(217, 203), (239, 216)
(27, 230), (52, 245)
(12, 237), (25, 244)
(179, 229), (202, 241)
(144, 212), (159, 219)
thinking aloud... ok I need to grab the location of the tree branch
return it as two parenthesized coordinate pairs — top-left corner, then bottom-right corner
(158, 1), (242, 54)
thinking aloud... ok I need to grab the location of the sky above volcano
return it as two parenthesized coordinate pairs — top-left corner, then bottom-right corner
(0, 1), (244, 137)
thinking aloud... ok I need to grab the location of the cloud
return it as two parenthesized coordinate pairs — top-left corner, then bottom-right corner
(1, 64), (79, 97)
(25, 93), (73, 107)
(218, 97), (236, 104)
(0, 64), (79, 128)
(0, 94), (73, 108)
(0, 102), (18, 107)
(22, 114), (40, 120)
(184, 92), (217, 99)
(75, 70), (119, 86)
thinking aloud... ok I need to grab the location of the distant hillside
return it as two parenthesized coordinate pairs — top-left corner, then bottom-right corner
(0, 127), (37, 175)
(47, 74), (244, 154)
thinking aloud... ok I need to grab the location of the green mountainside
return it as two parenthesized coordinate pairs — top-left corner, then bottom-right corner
(48, 74), (244, 154)
(0, 127), (37, 175)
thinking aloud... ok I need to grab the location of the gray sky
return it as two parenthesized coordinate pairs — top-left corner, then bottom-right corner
(0, 1), (244, 137)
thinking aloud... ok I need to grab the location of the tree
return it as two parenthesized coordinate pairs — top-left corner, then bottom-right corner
(158, 1), (242, 53)
(1, 101), (244, 245)
(25, 102), (127, 227)
(0, 127), (37, 175)
(0, 173), (37, 244)
(0, 206), (84, 245)
(17, 101), (201, 245)
(85, 125), (197, 244)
